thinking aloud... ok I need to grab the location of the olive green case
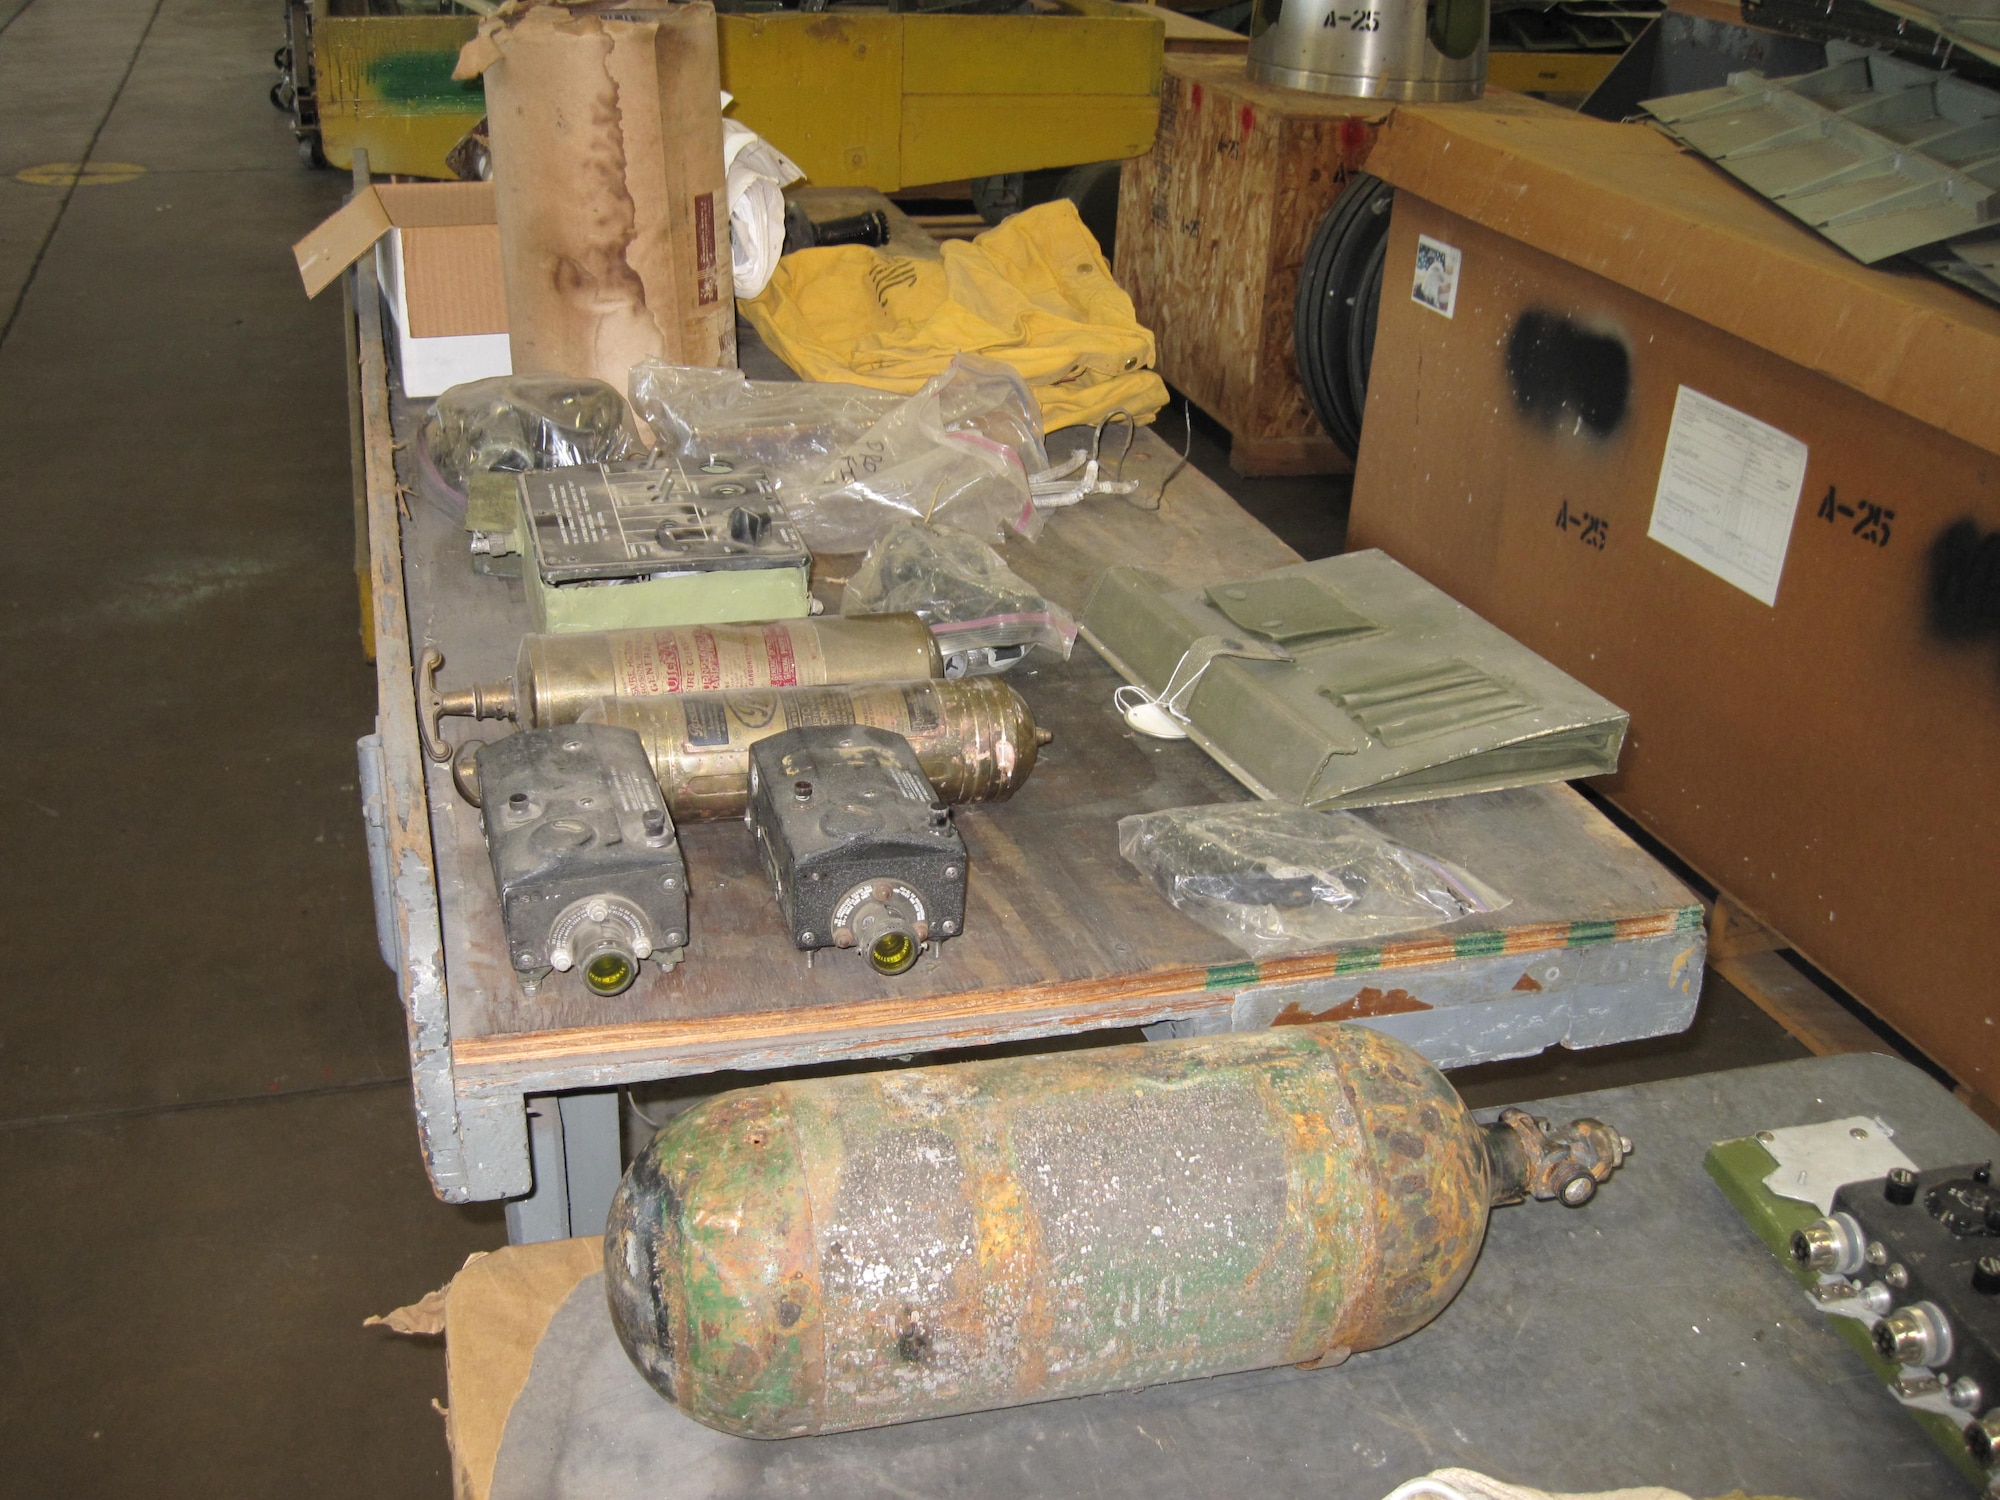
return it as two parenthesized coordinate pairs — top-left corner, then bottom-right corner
(1079, 549), (1628, 809)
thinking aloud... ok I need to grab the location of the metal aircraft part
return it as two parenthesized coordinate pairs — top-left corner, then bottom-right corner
(1643, 43), (2000, 264)
(420, 613), (943, 762)
(605, 1023), (1627, 1437)
(1247, 0), (1488, 101)
(451, 676), (1047, 818)
(1080, 550), (1627, 810)
(745, 725), (970, 973)
(476, 724), (688, 999)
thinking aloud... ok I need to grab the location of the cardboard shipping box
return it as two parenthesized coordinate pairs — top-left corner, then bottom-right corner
(1349, 96), (2000, 1098)
(294, 181), (510, 398)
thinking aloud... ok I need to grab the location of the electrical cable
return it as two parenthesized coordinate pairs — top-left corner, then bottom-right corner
(1125, 395), (1193, 512)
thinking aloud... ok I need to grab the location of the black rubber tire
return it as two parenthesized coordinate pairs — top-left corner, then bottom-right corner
(1299, 176), (1381, 449)
(1292, 179), (1371, 453)
(1345, 230), (1389, 427)
(1319, 176), (1392, 448)
(1293, 173), (1395, 457)
(969, 167), (1070, 226)
(969, 173), (1025, 225)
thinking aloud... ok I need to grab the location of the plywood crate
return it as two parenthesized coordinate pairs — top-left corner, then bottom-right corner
(1114, 55), (1383, 476)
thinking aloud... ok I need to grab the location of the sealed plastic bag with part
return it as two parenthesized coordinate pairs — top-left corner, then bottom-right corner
(928, 353), (1048, 487)
(419, 374), (642, 519)
(843, 520), (1076, 675)
(631, 354), (1049, 552)
(1117, 802), (1508, 958)
(629, 361), (902, 482)
(805, 360), (1043, 551)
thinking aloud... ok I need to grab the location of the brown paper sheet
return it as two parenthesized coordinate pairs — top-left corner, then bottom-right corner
(444, 1237), (604, 1500)
(364, 1284), (453, 1338)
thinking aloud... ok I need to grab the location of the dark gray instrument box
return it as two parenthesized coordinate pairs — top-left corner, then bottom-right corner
(477, 723), (687, 996)
(745, 725), (966, 974)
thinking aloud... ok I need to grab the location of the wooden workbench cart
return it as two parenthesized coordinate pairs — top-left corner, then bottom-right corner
(345, 186), (1705, 1236)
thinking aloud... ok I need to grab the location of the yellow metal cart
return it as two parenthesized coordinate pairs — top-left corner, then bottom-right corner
(718, 0), (1163, 189)
(279, 0), (1165, 188)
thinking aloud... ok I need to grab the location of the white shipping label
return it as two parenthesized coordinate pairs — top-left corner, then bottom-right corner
(1411, 235), (1461, 318)
(1646, 386), (1808, 607)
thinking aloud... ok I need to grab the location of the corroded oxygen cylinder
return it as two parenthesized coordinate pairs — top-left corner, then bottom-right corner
(605, 1023), (1628, 1438)
(577, 676), (1048, 820)
(420, 614), (941, 761)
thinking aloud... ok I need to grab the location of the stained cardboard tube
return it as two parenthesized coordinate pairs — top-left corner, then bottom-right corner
(466, 2), (736, 414)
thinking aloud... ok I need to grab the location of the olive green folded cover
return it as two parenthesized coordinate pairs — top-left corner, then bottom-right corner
(1079, 549), (1627, 808)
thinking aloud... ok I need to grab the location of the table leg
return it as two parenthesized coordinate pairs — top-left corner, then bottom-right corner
(504, 1091), (624, 1245)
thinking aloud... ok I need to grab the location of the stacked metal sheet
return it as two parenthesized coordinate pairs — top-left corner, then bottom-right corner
(1643, 42), (2000, 277)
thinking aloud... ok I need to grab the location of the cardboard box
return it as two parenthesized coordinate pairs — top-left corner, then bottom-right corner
(294, 182), (509, 399)
(1348, 96), (2000, 1097)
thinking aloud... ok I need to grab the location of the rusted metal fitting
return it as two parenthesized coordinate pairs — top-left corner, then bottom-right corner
(1484, 1106), (1631, 1208)
(451, 739), (485, 805)
(420, 647), (518, 763)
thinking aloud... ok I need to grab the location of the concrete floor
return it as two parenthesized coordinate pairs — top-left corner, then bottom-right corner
(0, 1), (506, 1494)
(0, 1), (1808, 1493)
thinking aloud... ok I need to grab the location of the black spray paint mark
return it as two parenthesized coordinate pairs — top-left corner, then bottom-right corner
(1928, 518), (2000, 640)
(1504, 309), (1631, 441)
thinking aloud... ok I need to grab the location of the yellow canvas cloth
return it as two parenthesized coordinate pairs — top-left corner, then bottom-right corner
(741, 199), (1169, 432)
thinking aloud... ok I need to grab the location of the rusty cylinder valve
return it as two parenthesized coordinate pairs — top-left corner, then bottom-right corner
(1483, 1106), (1632, 1208)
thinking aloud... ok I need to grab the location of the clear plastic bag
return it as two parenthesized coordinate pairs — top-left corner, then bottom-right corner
(628, 362), (902, 484)
(842, 520), (1077, 672)
(1117, 802), (1508, 959)
(629, 354), (1050, 553)
(929, 354), (1049, 487)
(803, 372), (1036, 553)
(418, 374), (642, 519)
